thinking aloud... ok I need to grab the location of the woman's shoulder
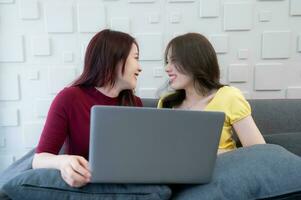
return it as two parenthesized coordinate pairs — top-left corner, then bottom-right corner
(54, 86), (89, 105)
(217, 86), (245, 100)
(216, 86), (250, 110)
(57, 86), (82, 98)
(219, 85), (241, 93)
(46, 87), (82, 112)
(216, 86), (251, 122)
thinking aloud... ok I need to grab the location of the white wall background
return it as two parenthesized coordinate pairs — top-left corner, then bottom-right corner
(0, 0), (300, 171)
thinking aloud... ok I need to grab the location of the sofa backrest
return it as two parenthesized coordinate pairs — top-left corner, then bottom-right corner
(142, 98), (158, 108)
(248, 99), (301, 135)
(141, 98), (301, 135)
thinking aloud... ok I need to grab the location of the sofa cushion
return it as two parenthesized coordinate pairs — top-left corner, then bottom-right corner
(0, 191), (11, 200)
(264, 132), (301, 157)
(2, 169), (171, 200)
(173, 144), (301, 200)
(0, 149), (34, 189)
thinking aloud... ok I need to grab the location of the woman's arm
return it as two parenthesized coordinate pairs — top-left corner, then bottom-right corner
(32, 152), (91, 187)
(32, 89), (91, 187)
(233, 115), (266, 147)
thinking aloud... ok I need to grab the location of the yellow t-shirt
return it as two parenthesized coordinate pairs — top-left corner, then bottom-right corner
(157, 86), (251, 150)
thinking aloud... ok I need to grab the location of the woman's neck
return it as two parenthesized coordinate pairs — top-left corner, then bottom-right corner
(181, 84), (217, 110)
(184, 84), (206, 103)
(95, 85), (121, 98)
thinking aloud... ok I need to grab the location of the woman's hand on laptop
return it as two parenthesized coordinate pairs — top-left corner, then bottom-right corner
(59, 155), (91, 187)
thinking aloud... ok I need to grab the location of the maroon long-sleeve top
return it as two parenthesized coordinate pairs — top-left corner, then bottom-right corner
(36, 86), (142, 159)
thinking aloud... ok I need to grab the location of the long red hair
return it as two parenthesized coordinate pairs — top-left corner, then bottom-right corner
(72, 29), (139, 106)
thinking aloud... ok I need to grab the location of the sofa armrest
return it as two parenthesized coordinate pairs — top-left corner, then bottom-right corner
(263, 132), (301, 157)
(234, 132), (301, 157)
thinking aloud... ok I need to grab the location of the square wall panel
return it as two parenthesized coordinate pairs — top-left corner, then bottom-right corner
(228, 64), (249, 83)
(35, 99), (52, 118)
(286, 87), (301, 98)
(259, 11), (271, 22)
(169, 12), (182, 23)
(0, 71), (20, 101)
(153, 67), (164, 78)
(262, 31), (291, 59)
(148, 13), (160, 24)
(63, 52), (73, 63)
(23, 122), (44, 148)
(77, 3), (106, 33)
(135, 33), (163, 61)
(45, 3), (73, 33)
(200, 0), (219, 18)
(19, 0), (39, 19)
(0, 0), (14, 3)
(209, 34), (228, 54)
(238, 49), (249, 59)
(27, 69), (40, 80)
(48, 67), (77, 94)
(290, 0), (301, 16)
(31, 36), (50, 56)
(110, 18), (130, 33)
(0, 35), (24, 62)
(224, 2), (253, 31)
(0, 108), (19, 127)
(254, 63), (284, 91)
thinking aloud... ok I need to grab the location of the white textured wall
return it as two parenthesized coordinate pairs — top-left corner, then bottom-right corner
(0, 0), (301, 171)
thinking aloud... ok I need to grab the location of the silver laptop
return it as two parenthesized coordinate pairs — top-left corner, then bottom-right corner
(89, 106), (224, 184)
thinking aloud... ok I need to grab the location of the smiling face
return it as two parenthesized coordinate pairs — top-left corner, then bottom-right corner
(116, 43), (142, 90)
(164, 33), (223, 95)
(165, 48), (193, 90)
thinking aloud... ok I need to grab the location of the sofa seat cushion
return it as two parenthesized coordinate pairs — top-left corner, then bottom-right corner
(173, 144), (301, 200)
(2, 169), (171, 200)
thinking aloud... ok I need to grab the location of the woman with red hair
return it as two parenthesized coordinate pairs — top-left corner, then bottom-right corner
(32, 29), (142, 187)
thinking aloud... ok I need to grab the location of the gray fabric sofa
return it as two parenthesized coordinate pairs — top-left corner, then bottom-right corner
(1, 98), (301, 200)
(142, 98), (301, 157)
